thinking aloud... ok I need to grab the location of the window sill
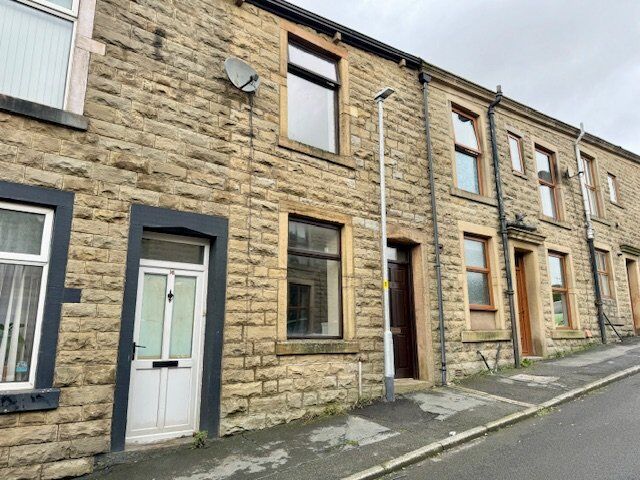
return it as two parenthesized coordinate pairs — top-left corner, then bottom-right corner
(512, 170), (528, 180)
(461, 329), (512, 343)
(278, 136), (355, 169)
(276, 340), (359, 355)
(592, 216), (613, 227)
(0, 94), (88, 131)
(610, 201), (624, 210)
(1, 388), (60, 414)
(538, 215), (572, 231)
(550, 329), (586, 340)
(450, 187), (498, 207)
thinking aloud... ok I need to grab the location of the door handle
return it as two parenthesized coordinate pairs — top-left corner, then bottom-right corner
(132, 342), (146, 360)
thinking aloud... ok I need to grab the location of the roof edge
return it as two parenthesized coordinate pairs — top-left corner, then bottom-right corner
(244, 0), (422, 69)
(424, 63), (640, 165)
(243, 0), (640, 164)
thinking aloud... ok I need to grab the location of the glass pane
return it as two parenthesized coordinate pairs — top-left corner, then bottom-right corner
(509, 136), (523, 172)
(0, 0), (73, 109)
(0, 263), (43, 383)
(387, 246), (409, 263)
(0, 208), (46, 255)
(582, 158), (594, 186)
(553, 292), (569, 327)
(288, 43), (338, 81)
(608, 175), (618, 203)
(464, 238), (486, 268)
(451, 112), (478, 149)
(587, 189), (599, 216)
(455, 151), (480, 194)
(599, 273), (611, 298)
(48, 0), (74, 10)
(536, 150), (552, 183)
(169, 276), (197, 358)
(467, 271), (490, 305)
(287, 73), (337, 152)
(539, 185), (557, 218)
(596, 251), (607, 271)
(288, 220), (339, 255)
(138, 274), (167, 359)
(141, 238), (205, 264)
(287, 255), (341, 337)
(548, 256), (565, 288)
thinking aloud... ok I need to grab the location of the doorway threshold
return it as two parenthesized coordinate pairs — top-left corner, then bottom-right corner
(395, 378), (433, 394)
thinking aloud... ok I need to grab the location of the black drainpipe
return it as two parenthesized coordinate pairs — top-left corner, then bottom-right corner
(488, 86), (521, 368)
(419, 71), (447, 385)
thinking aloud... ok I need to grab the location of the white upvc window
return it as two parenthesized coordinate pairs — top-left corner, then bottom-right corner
(0, 0), (102, 113)
(0, 201), (54, 391)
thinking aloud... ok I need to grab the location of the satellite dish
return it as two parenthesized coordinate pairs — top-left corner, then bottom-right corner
(224, 57), (260, 93)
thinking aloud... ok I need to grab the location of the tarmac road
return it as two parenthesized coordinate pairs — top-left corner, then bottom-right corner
(383, 373), (640, 480)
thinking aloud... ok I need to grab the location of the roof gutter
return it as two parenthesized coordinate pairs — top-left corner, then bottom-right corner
(243, 0), (422, 69)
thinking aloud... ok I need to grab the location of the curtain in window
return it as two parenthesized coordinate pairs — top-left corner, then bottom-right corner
(0, 0), (73, 108)
(0, 264), (43, 383)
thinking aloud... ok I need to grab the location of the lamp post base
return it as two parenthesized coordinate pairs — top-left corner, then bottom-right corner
(384, 375), (395, 402)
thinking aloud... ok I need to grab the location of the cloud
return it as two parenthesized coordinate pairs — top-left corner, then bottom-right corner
(289, 0), (640, 154)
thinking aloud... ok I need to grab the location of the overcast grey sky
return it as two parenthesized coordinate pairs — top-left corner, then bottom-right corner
(289, 0), (640, 154)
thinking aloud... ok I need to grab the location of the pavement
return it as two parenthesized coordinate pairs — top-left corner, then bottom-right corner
(381, 372), (640, 480)
(84, 338), (640, 480)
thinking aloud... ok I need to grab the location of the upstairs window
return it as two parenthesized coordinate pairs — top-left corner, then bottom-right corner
(582, 155), (601, 217)
(452, 108), (483, 195)
(0, 0), (78, 109)
(549, 253), (571, 328)
(508, 133), (525, 173)
(607, 173), (620, 204)
(287, 218), (342, 338)
(464, 235), (493, 310)
(595, 249), (613, 299)
(287, 41), (340, 153)
(536, 147), (560, 220)
(0, 202), (54, 389)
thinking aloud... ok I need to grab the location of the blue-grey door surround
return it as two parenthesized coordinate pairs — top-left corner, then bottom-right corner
(111, 204), (229, 452)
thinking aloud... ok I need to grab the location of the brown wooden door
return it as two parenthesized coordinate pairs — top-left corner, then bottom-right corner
(515, 252), (533, 356)
(389, 257), (416, 379)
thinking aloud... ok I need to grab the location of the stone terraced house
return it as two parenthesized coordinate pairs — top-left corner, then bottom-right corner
(0, 0), (639, 477)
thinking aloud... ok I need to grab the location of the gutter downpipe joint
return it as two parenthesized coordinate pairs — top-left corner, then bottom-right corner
(488, 86), (521, 368)
(376, 88), (396, 401)
(419, 71), (447, 385)
(575, 124), (607, 343)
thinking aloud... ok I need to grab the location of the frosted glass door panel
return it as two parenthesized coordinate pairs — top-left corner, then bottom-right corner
(0, 0), (73, 108)
(169, 276), (197, 358)
(138, 274), (167, 359)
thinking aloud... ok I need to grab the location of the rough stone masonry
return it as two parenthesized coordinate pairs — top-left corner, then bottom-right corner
(0, 0), (639, 479)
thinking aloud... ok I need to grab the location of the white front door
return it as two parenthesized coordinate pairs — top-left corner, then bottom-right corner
(126, 235), (208, 445)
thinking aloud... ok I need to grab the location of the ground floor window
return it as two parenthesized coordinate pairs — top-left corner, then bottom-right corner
(464, 235), (494, 310)
(548, 252), (572, 328)
(0, 201), (53, 388)
(287, 217), (342, 338)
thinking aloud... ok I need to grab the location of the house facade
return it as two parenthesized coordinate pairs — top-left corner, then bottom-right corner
(0, 0), (639, 478)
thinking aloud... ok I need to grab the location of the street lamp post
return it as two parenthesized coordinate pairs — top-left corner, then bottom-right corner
(375, 87), (395, 402)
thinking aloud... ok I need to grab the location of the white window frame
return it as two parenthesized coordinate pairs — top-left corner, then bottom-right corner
(0, 201), (54, 391)
(3, 0), (102, 114)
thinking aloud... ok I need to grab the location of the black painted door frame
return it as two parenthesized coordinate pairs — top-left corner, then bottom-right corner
(111, 204), (228, 452)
